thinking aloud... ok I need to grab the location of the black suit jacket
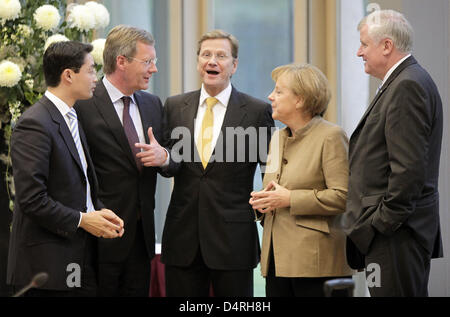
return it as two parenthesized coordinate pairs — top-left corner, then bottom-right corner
(7, 96), (103, 290)
(344, 56), (443, 268)
(75, 81), (164, 263)
(160, 87), (274, 270)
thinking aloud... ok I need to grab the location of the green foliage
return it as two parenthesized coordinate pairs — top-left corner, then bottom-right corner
(0, 0), (107, 209)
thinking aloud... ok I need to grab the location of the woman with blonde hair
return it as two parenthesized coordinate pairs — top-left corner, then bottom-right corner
(250, 63), (353, 297)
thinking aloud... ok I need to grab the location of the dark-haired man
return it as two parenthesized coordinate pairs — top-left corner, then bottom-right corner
(7, 41), (124, 297)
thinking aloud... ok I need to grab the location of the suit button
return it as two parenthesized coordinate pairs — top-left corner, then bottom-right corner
(282, 158), (288, 165)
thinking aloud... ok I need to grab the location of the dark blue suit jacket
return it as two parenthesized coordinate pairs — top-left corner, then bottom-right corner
(75, 81), (164, 263)
(160, 87), (274, 270)
(7, 95), (103, 290)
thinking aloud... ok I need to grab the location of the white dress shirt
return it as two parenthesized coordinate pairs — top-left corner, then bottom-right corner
(103, 77), (169, 166)
(103, 77), (145, 144)
(194, 83), (232, 150)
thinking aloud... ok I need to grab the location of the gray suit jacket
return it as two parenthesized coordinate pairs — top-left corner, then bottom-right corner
(344, 56), (443, 268)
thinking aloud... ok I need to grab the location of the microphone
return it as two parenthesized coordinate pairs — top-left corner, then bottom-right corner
(12, 272), (49, 297)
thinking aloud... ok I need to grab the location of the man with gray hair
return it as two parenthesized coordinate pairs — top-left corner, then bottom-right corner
(343, 10), (443, 296)
(75, 25), (167, 296)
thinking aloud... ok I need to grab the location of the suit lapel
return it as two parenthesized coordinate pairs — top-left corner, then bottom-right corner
(204, 87), (247, 174)
(134, 92), (152, 144)
(93, 81), (137, 169)
(43, 96), (84, 172)
(352, 56), (418, 136)
(182, 90), (203, 170)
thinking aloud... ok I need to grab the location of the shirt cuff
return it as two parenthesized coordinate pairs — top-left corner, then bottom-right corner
(161, 148), (170, 167)
(77, 212), (82, 228)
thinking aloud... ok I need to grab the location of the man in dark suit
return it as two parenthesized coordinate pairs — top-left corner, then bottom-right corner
(138, 29), (274, 296)
(75, 25), (167, 297)
(343, 10), (443, 296)
(7, 41), (124, 297)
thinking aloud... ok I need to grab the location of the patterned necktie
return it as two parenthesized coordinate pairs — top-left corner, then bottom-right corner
(375, 85), (382, 95)
(67, 108), (95, 212)
(122, 96), (142, 171)
(197, 97), (218, 168)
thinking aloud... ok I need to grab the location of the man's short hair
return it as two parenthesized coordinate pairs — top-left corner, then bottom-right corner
(197, 29), (239, 59)
(103, 25), (155, 75)
(43, 41), (93, 87)
(358, 9), (414, 54)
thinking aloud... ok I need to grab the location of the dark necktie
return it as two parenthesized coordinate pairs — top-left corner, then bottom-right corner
(122, 96), (142, 171)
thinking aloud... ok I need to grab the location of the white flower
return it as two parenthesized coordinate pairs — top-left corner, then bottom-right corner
(17, 24), (33, 37)
(25, 79), (34, 89)
(85, 1), (110, 29)
(44, 34), (69, 51)
(0, 0), (21, 21)
(91, 38), (106, 65)
(67, 4), (96, 32)
(34, 5), (61, 31)
(0, 60), (22, 87)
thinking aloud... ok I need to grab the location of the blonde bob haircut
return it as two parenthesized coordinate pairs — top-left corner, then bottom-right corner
(271, 63), (331, 117)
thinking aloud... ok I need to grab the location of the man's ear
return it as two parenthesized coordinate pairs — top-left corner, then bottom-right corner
(61, 69), (73, 84)
(231, 58), (238, 75)
(382, 38), (394, 56)
(116, 55), (127, 70)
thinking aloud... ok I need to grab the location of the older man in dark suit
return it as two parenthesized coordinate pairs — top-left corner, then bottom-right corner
(138, 29), (274, 297)
(7, 41), (124, 297)
(343, 10), (443, 296)
(75, 25), (167, 297)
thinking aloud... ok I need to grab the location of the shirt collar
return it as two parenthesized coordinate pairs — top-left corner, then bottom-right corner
(199, 83), (232, 108)
(381, 54), (411, 86)
(44, 90), (71, 117)
(103, 76), (137, 105)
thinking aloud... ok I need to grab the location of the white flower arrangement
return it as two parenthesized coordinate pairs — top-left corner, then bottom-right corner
(66, 3), (96, 32)
(17, 24), (33, 38)
(0, 60), (22, 88)
(44, 33), (69, 51)
(85, 1), (110, 29)
(1, 1), (111, 207)
(91, 38), (106, 65)
(0, 0), (21, 21)
(33, 4), (61, 31)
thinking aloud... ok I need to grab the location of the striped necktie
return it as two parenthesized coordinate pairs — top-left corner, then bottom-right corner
(67, 108), (95, 212)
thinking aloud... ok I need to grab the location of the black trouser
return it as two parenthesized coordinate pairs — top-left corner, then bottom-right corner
(97, 221), (151, 297)
(165, 247), (253, 297)
(365, 226), (431, 297)
(265, 246), (350, 297)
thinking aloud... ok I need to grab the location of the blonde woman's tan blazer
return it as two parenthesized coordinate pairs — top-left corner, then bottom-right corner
(259, 116), (354, 278)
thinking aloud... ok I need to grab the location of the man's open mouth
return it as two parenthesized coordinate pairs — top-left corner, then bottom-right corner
(206, 70), (219, 75)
